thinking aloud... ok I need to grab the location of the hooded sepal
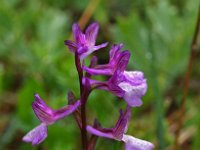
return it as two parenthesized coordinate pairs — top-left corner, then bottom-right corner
(112, 106), (131, 140)
(32, 94), (81, 124)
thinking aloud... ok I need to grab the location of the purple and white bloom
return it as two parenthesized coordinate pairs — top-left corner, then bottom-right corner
(83, 44), (130, 75)
(65, 22), (108, 60)
(87, 106), (154, 150)
(116, 71), (147, 107)
(22, 94), (81, 146)
(84, 70), (147, 107)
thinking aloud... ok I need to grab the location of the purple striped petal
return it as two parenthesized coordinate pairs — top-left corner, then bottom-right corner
(22, 123), (47, 146)
(115, 50), (130, 73)
(64, 40), (77, 53)
(108, 82), (125, 97)
(83, 65), (112, 75)
(80, 42), (108, 60)
(113, 106), (131, 140)
(92, 42), (109, 52)
(54, 100), (81, 120)
(72, 23), (86, 45)
(109, 44), (124, 60)
(87, 126), (114, 139)
(122, 134), (154, 150)
(32, 94), (54, 124)
(85, 22), (99, 46)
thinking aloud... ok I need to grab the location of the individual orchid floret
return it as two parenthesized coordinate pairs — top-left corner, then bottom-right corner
(87, 106), (154, 150)
(65, 22), (108, 60)
(116, 71), (147, 107)
(83, 44), (130, 76)
(84, 70), (147, 107)
(22, 94), (81, 146)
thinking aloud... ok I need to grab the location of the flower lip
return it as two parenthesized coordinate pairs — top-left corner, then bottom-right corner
(122, 71), (145, 85)
(118, 71), (147, 107)
(122, 134), (154, 150)
(22, 123), (48, 146)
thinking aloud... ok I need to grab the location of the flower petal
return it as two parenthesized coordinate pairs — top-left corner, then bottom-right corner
(72, 23), (85, 45)
(109, 44), (124, 60)
(115, 50), (130, 73)
(80, 42), (108, 60)
(118, 71), (147, 107)
(54, 100), (81, 120)
(124, 93), (143, 107)
(87, 126), (114, 139)
(64, 40), (77, 53)
(123, 71), (145, 85)
(113, 106), (131, 140)
(109, 44), (130, 73)
(32, 94), (54, 124)
(92, 42), (108, 51)
(85, 22), (99, 46)
(108, 70), (125, 97)
(122, 134), (154, 150)
(108, 83), (125, 97)
(22, 123), (47, 146)
(83, 65), (112, 75)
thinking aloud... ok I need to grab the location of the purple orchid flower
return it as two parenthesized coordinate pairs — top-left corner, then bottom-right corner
(87, 106), (154, 150)
(83, 44), (130, 75)
(65, 22), (108, 60)
(116, 71), (147, 107)
(22, 94), (81, 146)
(84, 70), (147, 107)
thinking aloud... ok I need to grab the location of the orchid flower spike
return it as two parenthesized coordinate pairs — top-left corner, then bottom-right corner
(65, 22), (108, 60)
(22, 94), (81, 146)
(83, 44), (130, 76)
(87, 106), (154, 150)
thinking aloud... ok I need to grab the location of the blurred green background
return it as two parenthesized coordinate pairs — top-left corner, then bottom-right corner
(0, 0), (199, 149)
